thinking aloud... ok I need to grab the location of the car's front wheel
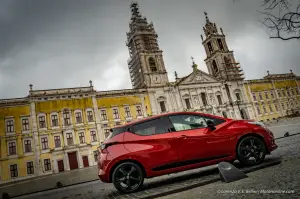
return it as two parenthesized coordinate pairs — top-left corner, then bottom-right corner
(112, 162), (144, 193)
(237, 136), (267, 166)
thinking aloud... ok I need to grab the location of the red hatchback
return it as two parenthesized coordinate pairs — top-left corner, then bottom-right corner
(98, 112), (277, 193)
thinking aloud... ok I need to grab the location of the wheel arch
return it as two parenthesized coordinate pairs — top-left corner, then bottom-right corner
(235, 133), (268, 155)
(109, 159), (147, 183)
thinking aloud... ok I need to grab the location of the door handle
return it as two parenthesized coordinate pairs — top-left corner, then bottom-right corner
(177, 135), (188, 139)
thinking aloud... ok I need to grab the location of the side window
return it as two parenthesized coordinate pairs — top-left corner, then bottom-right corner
(168, 115), (207, 132)
(133, 119), (166, 136)
(204, 117), (225, 126)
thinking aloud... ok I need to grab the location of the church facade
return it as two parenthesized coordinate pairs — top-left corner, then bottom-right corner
(127, 2), (254, 120)
(1, 2), (298, 184)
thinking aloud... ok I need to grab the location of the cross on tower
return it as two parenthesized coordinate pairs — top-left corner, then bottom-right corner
(191, 56), (195, 64)
(204, 12), (209, 22)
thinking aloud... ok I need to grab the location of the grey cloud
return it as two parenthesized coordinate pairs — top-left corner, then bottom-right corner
(0, 0), (299, 98)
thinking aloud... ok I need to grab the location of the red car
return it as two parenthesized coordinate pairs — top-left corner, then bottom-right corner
(98, 112), (277, 193)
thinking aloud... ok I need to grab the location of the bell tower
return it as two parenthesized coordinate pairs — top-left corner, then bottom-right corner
(126, 2), (169, 89)
(201, 12), (244, 82)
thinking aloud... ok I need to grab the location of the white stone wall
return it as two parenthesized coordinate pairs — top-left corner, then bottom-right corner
(147, 80), (255, 120)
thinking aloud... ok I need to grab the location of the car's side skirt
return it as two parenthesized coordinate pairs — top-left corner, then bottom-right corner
(152, 155), (230, 171)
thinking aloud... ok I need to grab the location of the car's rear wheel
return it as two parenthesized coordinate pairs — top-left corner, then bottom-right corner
(237, 136), (266, 166)
(112, 162), (144, 193)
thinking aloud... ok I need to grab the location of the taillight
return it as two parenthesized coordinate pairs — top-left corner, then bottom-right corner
(100, 142), (119, 153)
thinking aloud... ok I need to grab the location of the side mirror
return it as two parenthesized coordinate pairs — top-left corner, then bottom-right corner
(207, 120), (216, 131)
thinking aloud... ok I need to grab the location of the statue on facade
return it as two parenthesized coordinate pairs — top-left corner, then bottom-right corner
(193, 96), (199, 106)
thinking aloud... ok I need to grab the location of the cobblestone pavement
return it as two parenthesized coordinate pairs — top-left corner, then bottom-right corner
(159, 134), (300, 199)
(13, 134), (300, 199)
(268, 122), (300, 138)
(266, 117), (300, 138)
(0, 166), (101, 197)
(159, 156), (300, 199)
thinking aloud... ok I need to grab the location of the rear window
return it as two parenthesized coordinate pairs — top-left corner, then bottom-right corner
(105, 126), (126, 140)
(132, 118), (166, 136)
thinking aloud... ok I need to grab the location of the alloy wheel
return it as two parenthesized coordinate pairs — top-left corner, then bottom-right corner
(237, 136), (266, 166)
(112, 162), (144, 193)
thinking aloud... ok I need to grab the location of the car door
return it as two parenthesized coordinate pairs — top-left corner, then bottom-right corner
(167, 114), (211, 164)
(202, 116), (233, 157)
(123, 117), (179, 171)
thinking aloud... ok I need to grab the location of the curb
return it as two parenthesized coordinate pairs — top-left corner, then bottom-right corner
(10, 178), (99, 198)
(275, 132), (300, 140)
(140, 158), (282, 199)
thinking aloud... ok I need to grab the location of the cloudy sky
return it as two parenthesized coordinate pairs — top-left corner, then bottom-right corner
(0, 0), (299, 99)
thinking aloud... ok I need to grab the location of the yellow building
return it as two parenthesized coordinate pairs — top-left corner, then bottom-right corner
(244, 70), (300, 122)
(0, 81), (151, 183)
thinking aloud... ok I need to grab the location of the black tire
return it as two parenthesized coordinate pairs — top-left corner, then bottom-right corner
(237, 136), (266, 166)
(227, 159), (235, 164)
(112, 162), (144, 193)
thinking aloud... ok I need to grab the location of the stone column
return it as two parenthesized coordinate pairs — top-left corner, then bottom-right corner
(271, 80), (284, 117)
(53, 157), (58, 173)
(148, 92), (158, 115)
(188, 89), (194, 109)
(1, 139), (7, 158)
(178, 89), (186, 111)
(63, 132), (68, 147)
(139, 94), (148, 117)
(91, 95), (103, 143)
(30, 101), (41, 176)
(246, 83), (259, 120)
(165, 90), (172, 112)
(64, 152), (70, 171)
(171, 87), (180, 112)
(221, 85), (229, 104)
(167, 90), (175, 112)
(195, 88), (203, 107)
(17, 136), (23, 156)
(77, 150), (83, 169)
(88, 149), (94, 166)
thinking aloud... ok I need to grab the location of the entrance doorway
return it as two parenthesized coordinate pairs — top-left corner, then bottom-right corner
(57, 160), (64, 172)
(82, 156), (89, 167)
(68, 152), (78, 170)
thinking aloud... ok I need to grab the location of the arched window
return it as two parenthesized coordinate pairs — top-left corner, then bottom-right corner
(212, 60), (218, 74)
(182, 94), (191, 110)
(148, 57), (157, 72)
(224, 56), (230, 67)
(217, 39), (224, 50)
(234, 89), (242, 101)
(207, 42), (213, 53)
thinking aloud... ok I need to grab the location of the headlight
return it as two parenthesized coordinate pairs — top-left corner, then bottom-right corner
(248, 121), (266, 128)
(248, 121), (274, 136)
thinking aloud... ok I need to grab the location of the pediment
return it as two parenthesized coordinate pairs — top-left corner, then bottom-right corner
(178, 70), (218, 85)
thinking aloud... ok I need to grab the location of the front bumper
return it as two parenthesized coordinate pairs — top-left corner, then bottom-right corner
(266, 136), (278, 153)
(269, 143), (278, 152)
(98, 168), (110, 183)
